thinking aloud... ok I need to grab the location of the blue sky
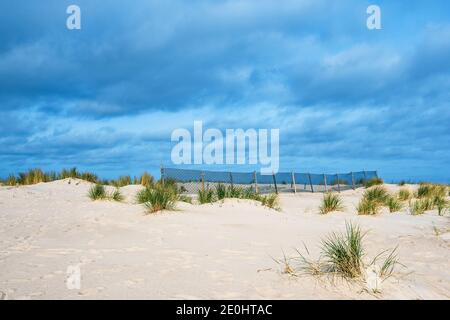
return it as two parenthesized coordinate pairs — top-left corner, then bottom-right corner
(1, 0), (449, 182)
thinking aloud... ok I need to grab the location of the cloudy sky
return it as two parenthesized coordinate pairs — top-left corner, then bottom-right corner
(1, 0), (449, 182)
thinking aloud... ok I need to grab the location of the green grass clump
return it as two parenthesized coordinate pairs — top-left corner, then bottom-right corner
(434, 197), (448, 216)
(198, 188), (216, 204)
(60, 167), (79, 179)
(319, 193), (344, 214)
(357, 186), (390, 215)
(410, 198), (434, 215)
(5, 175), (17, 186)
(136, 187), (153, 204)
(215, 183), (227, 200)
(364, 177), (384, 188)
(288, 223), (402, 284)
(417, 183), (447, 199)
(88, 184), (107, 200)
(143, 184), (178, 213)
(18, 168), (47, 185)
(242, 187), (261, 201)
(261, 193), (280, 210)
(227, 185), (243, 198)
(386, 196), (403, 213)
(321, 222), (365, 278)
(357, 198), (380, 215)
(364, 186), (389, 204)
(398, 188), (411, 201)
(109, 188), (124, 202)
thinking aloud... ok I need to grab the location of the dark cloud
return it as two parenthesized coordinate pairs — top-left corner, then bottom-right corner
(0, 0), (449, 181)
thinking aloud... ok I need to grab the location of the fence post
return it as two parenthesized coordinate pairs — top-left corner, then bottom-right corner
(363, 170), (367, 182)
(253, 171), (258, 193)
(160, 164), (165, 186)
(272, 172), (278, 194)
(229, 172), (233, 188)
(351, 172), (355, 190)
(201, 172), (205, 192)
(291, 171), (297, 194)
(323, 174), (328, 192)
(336, 173), (341, 193)
(308, 173), (314, 193)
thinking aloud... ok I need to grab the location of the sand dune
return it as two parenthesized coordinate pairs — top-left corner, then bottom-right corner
(0, 179), (449, 299)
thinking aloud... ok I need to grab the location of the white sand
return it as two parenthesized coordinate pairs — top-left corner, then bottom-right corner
(0, 179), (449, 299)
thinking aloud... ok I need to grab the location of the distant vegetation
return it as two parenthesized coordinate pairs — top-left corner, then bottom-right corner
(196, 183), (280, 210)
(357, 186), (402, 215)
(355, 183), (448, 216)
(409, 183), (448, 216)
(363, 177), (384, 188)
(88, 184), (124, 202)
(0, 167), (155, 188)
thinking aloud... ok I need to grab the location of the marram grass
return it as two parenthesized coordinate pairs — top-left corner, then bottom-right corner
(434, 197), (448, 216)
(215, 183), (227, 200)
(386, 196), (403, 213)
(398, 188), (411, 201)
(321, 222), (364, 279)
(363, 186), (389, 204)
(143, 184), (178, 213)
(364, 177), (383, 188)
(261, 193), (280, 210)
(198, 188), (216, 204)
(88, 184), (107, 200)
(110, 188), (124, 202)
(286, 222), (402, 283)
(410, 198), (434, 215)
(319, 193), (344, 214)
(357, 186), (392, 215)
(357, 198), (380, 215)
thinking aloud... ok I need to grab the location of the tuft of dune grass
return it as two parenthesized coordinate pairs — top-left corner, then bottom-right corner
(398, 188), (411, 201)
(261, 193), (280, 210)
(364, 177), (384, 188)
(143, 184), (178, 213)
(284, 222), (402, 284)
(386, 196), (403, 213)
(215, 183), (227, 200)
(109, 188), (124, 202)
(198, 188), (216, 204)
(357, 198), (380, 215)
(357, 186), (390, 215)
(88, 184), (107, 200)
(319, 192), (344, 214)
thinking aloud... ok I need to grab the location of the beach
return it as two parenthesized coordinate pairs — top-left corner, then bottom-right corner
(0, 179), (449, 300)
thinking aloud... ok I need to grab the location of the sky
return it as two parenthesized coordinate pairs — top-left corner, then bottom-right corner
(0, 0), (449, 182)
